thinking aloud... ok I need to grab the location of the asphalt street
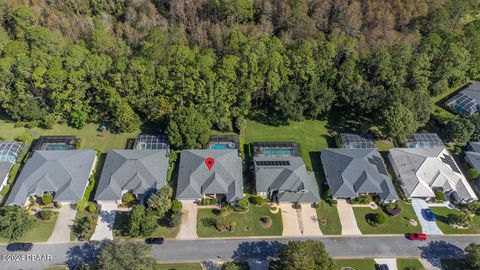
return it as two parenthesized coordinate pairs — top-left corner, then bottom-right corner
(0, 236), (479, 270)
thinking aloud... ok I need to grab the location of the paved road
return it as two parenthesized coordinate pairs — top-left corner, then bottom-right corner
(0, 236), (478, 270)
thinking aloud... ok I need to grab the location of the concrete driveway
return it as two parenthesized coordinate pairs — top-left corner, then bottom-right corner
(374, 258), (397, 270)
(177, 200), (198, 239)
(279, 203), (302, 236)
(300, 204), (322, 236)
(91, 202), (118, 240)
(336, 199), (362, 235)
(48, 204), (77, 243)
(412, 198), (443, 235)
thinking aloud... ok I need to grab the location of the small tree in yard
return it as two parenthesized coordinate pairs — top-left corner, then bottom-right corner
(0, 206), (36, 241)
(434, 190), (444, 201)
(72, 215), (94, 241)
(122, 192), (135, 205)
(171, 200), (182, 213)
(128, 205), (158, 237)
(375, 212), (387, 225)
(147, 186), (172, 218)
(469, 168), (480, 180)
(96, 240), (157, 270)
(41, 193), (53, 205)
(276, 240), (337, 270)
(38, 210), (55, 220)
(465, 243), (480, 269)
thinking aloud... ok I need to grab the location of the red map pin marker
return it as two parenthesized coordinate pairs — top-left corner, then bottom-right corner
(205, 157), (215, 170)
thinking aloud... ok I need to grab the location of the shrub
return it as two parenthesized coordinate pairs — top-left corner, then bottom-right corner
(41, 193), (53, 205)
(16, 133), (32, 144)
(236, 198), (249, 211)
(434, 190), (445, 201)
(351, 195), (372, 204)
(293, 203), (302, 209)
(227, 221), (236, 232)
(38, 210), (55, 220)
(171, 200), (182, 213)
(469, 168), (480, 180)
(214, 216), (227, 231)
(249, 196), (265, 205)
(53, 202), (62, 208)
(448, 212), (469, 226)
(201, 217), (216, 227)
(168, 211), (182, 227)
(375, 212), (387, 225)
(41, 114), (56, 129)
(122, 192), (135, 204)
(312, 202), (320, 208)
(260, 216), (272, 224)
(221, 204), (233, 215)
(87, 204), (96, 212)
(75, 137), (82, 149)
(199, 198), (218, 206)
(465, 201), (480, 215)
(323, 187), (332, 199)
(75, 200), (87, 211)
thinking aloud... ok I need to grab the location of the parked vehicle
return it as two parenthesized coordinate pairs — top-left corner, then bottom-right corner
(422, 208), (436, 221)
(408, 233), (427, 241)
(6, 243), (33, 252)
(145, 238), (164, 245)
(375, 264), (389, 270)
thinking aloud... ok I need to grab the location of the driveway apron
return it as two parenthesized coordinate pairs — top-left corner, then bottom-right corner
(300, 204), (322, 236)
(177, 200), (198, 239)
(374, 258), (398, 270)
(279, 203), (302, 236)
(47, 204), (77, 243)
(91, 202), (118, 240)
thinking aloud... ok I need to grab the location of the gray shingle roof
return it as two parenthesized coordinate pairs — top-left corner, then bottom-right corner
(466, 151), (480, 172)
(254, 156), (320, 203)
(321, 148), (399, 201)
(176, 149), (242, 202)
(5, 150), (96, 205)
(94, 150), (169, 201)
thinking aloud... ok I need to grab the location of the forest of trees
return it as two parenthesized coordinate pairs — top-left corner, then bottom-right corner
(1, 0), (480, 147)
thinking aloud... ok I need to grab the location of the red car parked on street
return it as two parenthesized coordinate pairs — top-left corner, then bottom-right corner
(408, 233), (427, 241)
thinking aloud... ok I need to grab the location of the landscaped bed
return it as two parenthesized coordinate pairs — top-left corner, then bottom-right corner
(430, 207), (480, 234)
(397, 258), (425, 270)
(196, 203), (282, 237)
(352, 201), (422, 234)
(0, 214), (58, 243)
(112, 211), (179, 239)
(316, 200), (342, 235)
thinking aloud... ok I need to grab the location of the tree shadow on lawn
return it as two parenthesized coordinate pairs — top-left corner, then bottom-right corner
(66, 240), (107, 269)
(418, 240), (464, 267)
(232, 241), (284, 261)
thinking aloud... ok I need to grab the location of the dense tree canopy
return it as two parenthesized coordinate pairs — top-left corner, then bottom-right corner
(0, 206), (36, 241)
(0, 1), (480, 143)
(274, 240), (337, 270)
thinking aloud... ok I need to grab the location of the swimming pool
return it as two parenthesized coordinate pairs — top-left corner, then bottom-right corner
(45, 144), (71, 150)
(210, 143), (235, 150)
(263, 148), (293, 156)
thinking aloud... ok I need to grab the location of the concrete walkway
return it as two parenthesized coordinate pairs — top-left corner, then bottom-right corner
(300, 204), (322, 236)
(47, 205), (77, 243)
(336, 199), (362, 235)
(91, 202), (118, 240)
(177, 200), (198, 239)
(412, 198), (443, 235)
(374, 258), (397, 270)
(279, 203), (302, 236)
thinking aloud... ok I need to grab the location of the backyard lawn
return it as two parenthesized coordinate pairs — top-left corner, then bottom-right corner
(0, 214), (58, 243)
(113, 211), (179, 239)
(334, 259), (376, 270)
(430, 207), (480, 234)
(352, 201), (421, 234)
(243, 119), (330, 170)
(197, 204), (283, 237)
(0, 121), (139, 153)
(397, 259), (425, 270)
(156, 263), (202, 270)
(316, 200), (342, 235)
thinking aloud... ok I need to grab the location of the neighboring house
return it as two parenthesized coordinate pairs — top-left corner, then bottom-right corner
(94, 150), (169, 205)
(446, 81), (480, 115)
(5, 150), (97, 206)
(406, 133), (444, 148)
(254, 156), (320, 203)
(465, 142), (480, 177)
(176, 149), (243, 203)
(389, 147), (477, 203)
(0, 142), (24, 190)
(321, 148), (399, 202)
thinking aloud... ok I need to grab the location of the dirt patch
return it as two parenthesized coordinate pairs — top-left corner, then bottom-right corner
(260, 216), (272, 228)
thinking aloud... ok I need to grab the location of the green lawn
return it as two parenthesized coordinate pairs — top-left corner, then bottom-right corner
(397, 259), (425, 270)
(197, 204), (283, 237)
(440, 259), (470, 270)
(430, 207), (480, 234)
(334, 259), (376, 270)
(352, 201), (421, 234)
(0, 214), (58, 243)
(0, 121), (139, 153)
(243, 119), (330, 170)
(155, 263), (202, 270)
(316, 200), (341, 235)
(112, 211), (179, 239)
